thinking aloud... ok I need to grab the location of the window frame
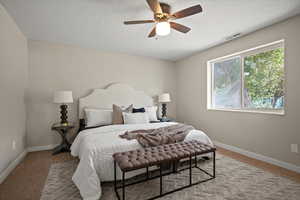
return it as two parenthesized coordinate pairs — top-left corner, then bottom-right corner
(207, 40), (285, 115)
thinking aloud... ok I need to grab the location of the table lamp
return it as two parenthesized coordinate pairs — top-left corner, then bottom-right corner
(159, 93), (171, 121)
(54, 91), (73, 125)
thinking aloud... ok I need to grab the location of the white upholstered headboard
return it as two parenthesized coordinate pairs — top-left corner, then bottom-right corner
(78, 83), (155, 119)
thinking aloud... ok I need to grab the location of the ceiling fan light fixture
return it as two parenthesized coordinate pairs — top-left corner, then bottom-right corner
(156, 22), (170, 36)
(124, 1), (203, 38)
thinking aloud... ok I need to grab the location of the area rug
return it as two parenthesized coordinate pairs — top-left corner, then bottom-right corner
(40, 154), (300, 200)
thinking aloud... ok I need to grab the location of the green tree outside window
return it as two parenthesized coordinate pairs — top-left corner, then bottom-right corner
(244, 48), (284, 109)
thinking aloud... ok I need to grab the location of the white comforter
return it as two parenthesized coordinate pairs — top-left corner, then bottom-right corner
(71, 122), (213, 200)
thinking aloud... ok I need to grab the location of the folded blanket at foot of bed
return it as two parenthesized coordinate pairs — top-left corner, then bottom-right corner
(119, 123), (195, 147)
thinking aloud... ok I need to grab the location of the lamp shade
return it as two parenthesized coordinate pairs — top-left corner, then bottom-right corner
(53, 91), (73, 104)
(159, 93), (171, 103)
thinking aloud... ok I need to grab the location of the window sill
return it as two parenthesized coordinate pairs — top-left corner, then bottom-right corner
(207, 108), (285, 116)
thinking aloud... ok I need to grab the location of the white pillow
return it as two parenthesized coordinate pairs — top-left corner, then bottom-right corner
(122, 112), (150, 124)
(144, 106), (158, 121)
(84, 108), (113, 127)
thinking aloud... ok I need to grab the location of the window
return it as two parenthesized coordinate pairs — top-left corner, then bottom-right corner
(207, 40), (285, 114)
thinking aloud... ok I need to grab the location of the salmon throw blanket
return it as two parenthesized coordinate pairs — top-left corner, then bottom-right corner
(119, 124), (195, 147)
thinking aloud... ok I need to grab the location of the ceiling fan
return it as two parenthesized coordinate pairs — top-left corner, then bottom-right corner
(124, 0), (203, 38)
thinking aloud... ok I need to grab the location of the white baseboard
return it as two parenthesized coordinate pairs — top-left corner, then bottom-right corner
(0, 150), (28, 184)
(27, 144), (58, 152)
(214, 141), (300, 174)
(2, 142), (298, 185)
(0, 144), (59, 184)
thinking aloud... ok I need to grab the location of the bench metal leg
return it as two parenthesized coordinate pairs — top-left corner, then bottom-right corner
(114, 161), (117, 190)
(114, 160), (121, 200)
(159, 164), (163, 195)
(189, 155), (192, 185)
(122, 172), (125, 200)
(213, 151), (216, 178)
(146, 166), (149, 180)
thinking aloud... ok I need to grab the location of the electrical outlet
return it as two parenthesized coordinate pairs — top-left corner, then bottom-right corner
(12, 140), (16, 150)
(291, 144), (298, 153)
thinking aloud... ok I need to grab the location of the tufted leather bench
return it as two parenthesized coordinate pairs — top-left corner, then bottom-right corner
(113, 140), (216, 200)
(113, 140), (215, 172)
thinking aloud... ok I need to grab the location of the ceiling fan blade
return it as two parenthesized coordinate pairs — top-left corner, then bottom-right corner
(146, 0), (162, 13)
(148, 27), (156, 37)
(124, 20), (155, 25)
(170, 22), (191, 33)
(172, 5), (202, 19)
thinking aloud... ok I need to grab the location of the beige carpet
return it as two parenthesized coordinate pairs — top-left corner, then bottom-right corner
(40, 154), (300, 200)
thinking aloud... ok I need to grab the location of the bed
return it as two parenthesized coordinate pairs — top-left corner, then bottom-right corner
(70, 83), (213, 200)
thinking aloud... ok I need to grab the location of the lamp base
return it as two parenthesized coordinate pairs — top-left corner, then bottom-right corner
(60, 104), (68, 125)
(162, 103), (167, 118)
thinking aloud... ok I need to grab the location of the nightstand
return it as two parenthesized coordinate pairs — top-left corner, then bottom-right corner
(51, 123), (74, 155)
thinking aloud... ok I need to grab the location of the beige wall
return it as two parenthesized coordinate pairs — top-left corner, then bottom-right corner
(176, 15), (300, 166)
(2, 1), (299, 172)
(0, 4), (28, 174)
(27, 40), (176, 147)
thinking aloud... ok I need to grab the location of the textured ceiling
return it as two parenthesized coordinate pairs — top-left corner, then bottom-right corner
(1, 0), (300, 61)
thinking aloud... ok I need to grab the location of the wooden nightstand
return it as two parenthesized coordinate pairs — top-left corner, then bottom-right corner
(51, 123), (74, 155)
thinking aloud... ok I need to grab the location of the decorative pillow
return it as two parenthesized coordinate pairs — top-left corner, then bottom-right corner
(132, 107), (146, 113)
(84, 108), (113, 127)
(112, 104), (133, 124)
(122, 112), (150, 124)
(144, 106), (158, 121)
